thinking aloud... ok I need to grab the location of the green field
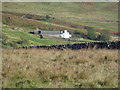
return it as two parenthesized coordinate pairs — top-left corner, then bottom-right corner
(2, 25), (72, 48)
(64, 19), (118, 32)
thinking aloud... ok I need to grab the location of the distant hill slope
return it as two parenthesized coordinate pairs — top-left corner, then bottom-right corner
(2, 12), (119, 36)
(2, 2), (118, 20)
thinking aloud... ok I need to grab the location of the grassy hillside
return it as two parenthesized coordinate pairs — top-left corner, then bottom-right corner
(2, 2), (119, 48)
(2, 2), (118, 20)
(2, 25), (71, 48)
(3, 49), (118, 88)
(2, 13), (86, 33)
(2, 2), (119, 33)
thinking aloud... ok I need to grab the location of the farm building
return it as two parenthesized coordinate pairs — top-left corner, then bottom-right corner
(32, 28), (72, 38)
(41, 30), (71, 38)
(41, 30), (60, 37)
(60, 30), (71, 38)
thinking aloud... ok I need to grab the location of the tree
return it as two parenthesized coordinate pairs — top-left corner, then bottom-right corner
(86, 27), (96, 40)
(73, 31), (87, 39)
(97, 30), (111, 41)
(39, 35), (43, 39)
(45, 15), (51, 20)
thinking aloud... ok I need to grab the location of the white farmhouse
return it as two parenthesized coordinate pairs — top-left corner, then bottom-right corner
(60, 30), (71, 38)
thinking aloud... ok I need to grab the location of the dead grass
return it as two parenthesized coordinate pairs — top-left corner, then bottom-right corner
(2, 49), (118, 88)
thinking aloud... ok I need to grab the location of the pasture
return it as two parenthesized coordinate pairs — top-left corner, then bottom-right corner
(2, 49), (118, 88)
(2, 25), (73, 48)
(2, 2), (118, 20)
(2, 2), (119, 32)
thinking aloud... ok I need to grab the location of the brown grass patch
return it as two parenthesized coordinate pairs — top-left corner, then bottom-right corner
(2, 49), (118, 88)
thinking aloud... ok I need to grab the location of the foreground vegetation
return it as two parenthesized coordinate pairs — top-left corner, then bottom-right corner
(2, 49), (118, 88)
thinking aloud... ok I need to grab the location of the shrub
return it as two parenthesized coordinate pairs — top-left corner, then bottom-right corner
(97, 30), (111, 41)
(17, 38), (29, 45)
(73, 31), (87, 38)
(12, 76), (38, 88)
(86, 27), (96, 40)
(45, 15), (51, 20)
(2, 33), (8, 45)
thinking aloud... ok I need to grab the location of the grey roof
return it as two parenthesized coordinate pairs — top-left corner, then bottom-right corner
(41, 30), (60, 35)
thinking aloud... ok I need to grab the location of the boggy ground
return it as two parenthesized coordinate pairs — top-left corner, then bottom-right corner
(2, 48), (118, 88)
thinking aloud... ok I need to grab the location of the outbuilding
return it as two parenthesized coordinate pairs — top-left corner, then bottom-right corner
(60, 30), (71, 38)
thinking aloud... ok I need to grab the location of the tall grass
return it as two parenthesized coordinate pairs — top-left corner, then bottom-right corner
(2, 49), (118, 88)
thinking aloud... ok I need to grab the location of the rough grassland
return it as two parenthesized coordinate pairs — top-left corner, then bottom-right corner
(2, 2), (119, 32)
(2, 49), (118, 88)
(2, 2), (118, 20)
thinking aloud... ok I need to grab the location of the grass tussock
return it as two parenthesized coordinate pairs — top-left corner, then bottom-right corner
(2, 49), (118, 88)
